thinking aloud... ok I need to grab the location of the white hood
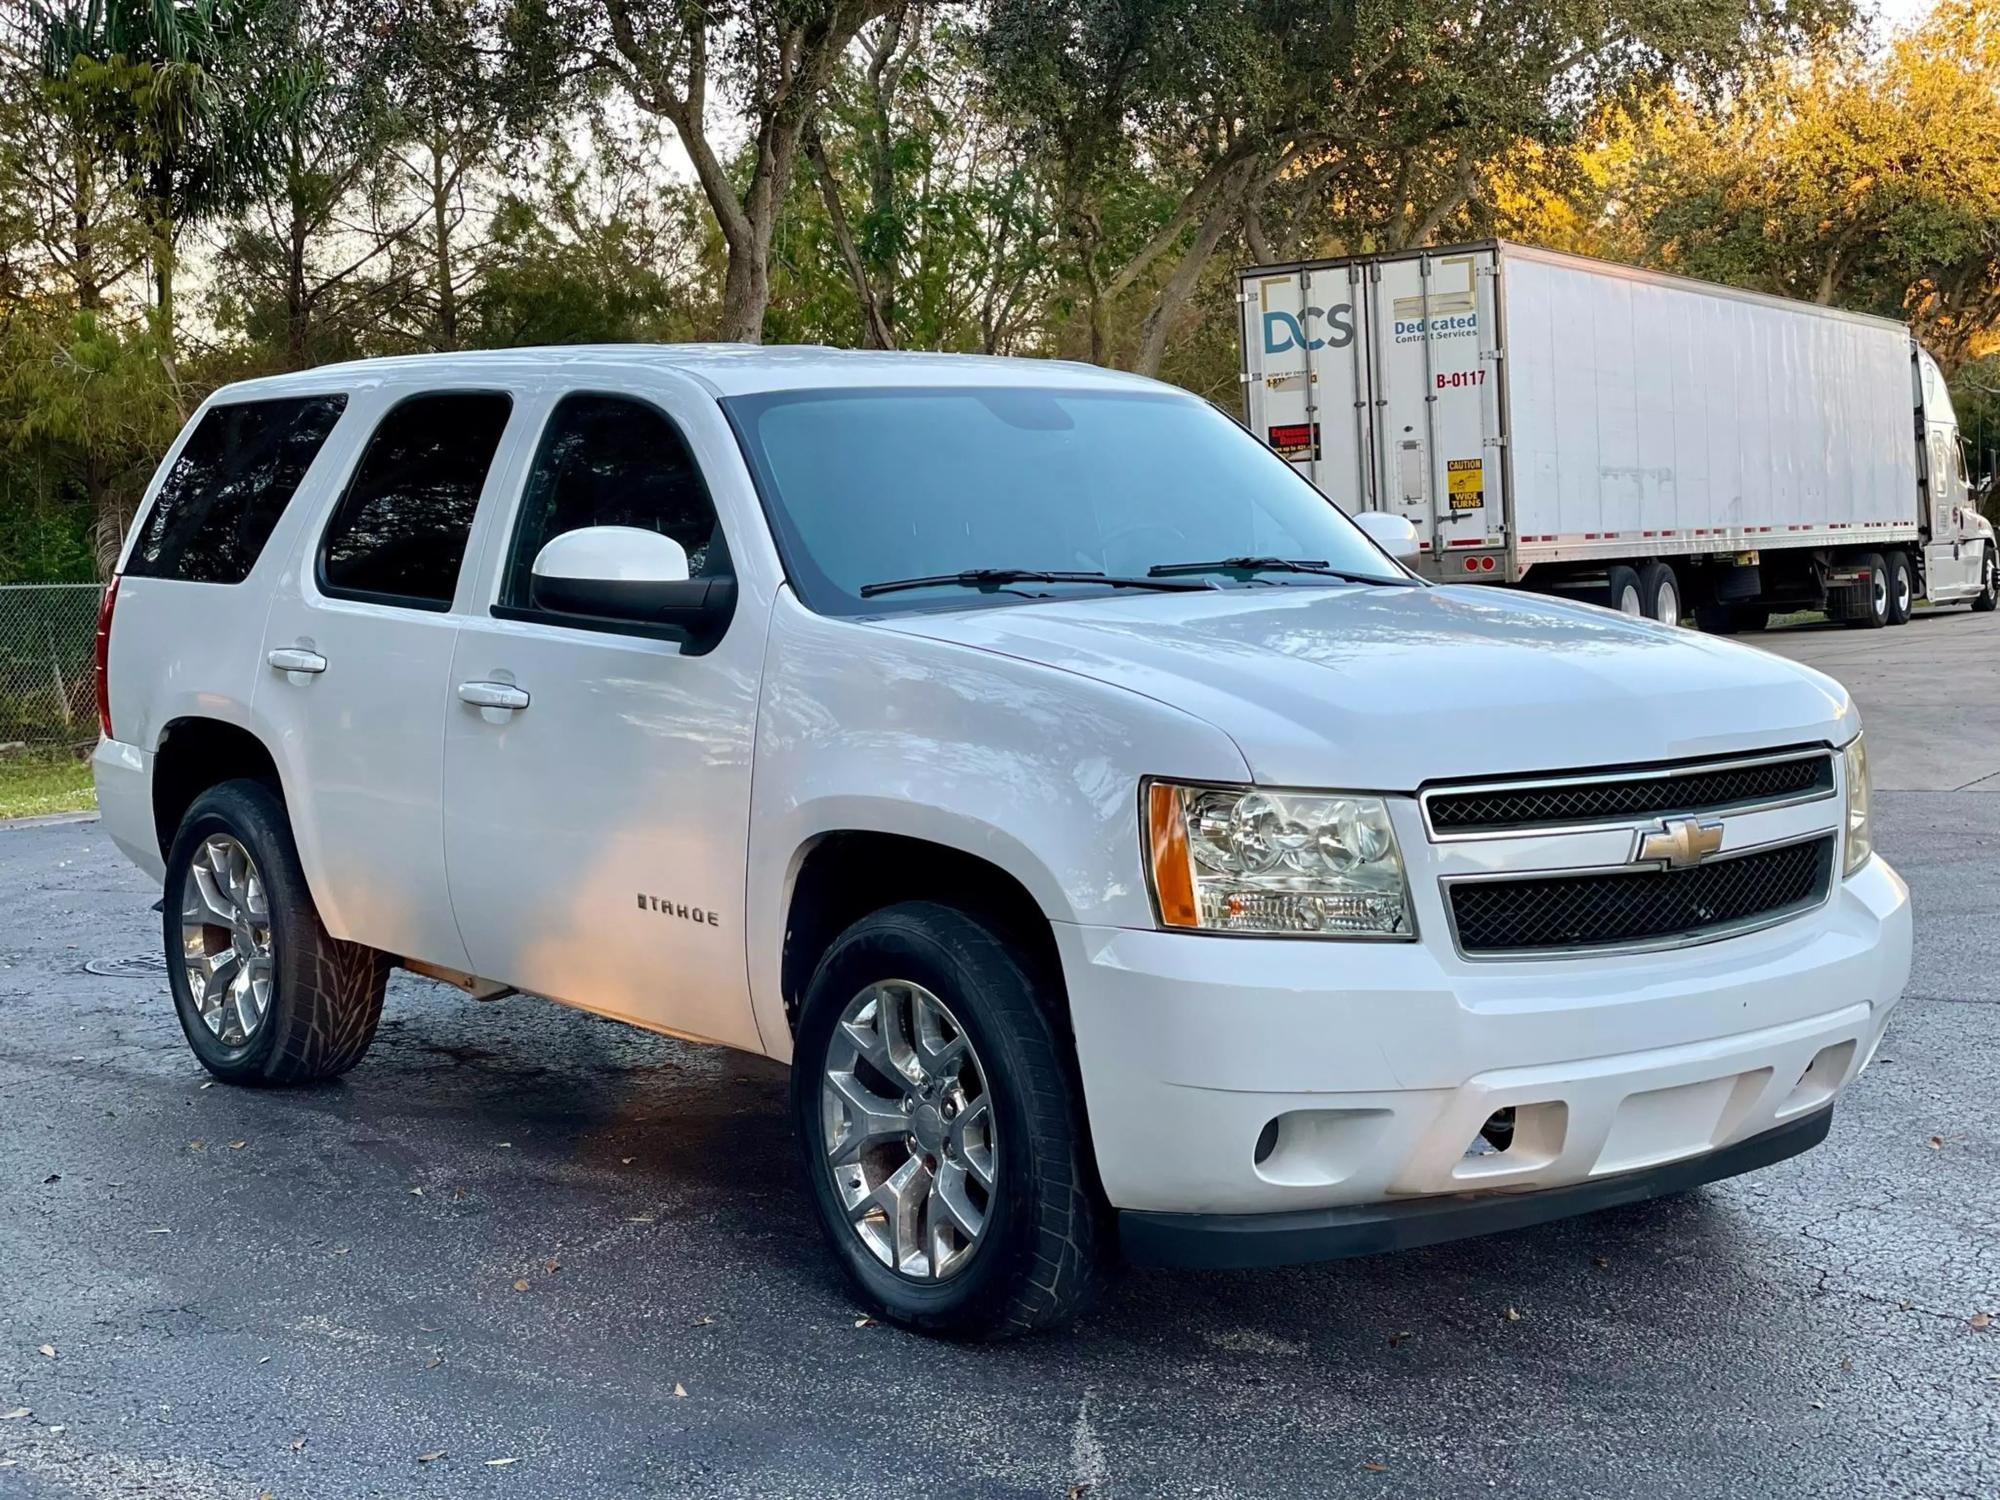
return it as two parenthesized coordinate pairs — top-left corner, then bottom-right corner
(875, 584), (1857, 789)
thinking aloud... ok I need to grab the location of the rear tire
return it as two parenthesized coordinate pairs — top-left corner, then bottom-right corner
(1885, 550), (1914, 626)
(1605, 564), (1643, 617)
(791, 901), (1102, 1338)
(1639, 561), (1682, 625)
(1975, 545), (1998, 612)
(1842, 552), (1890, 629)
(164, 779), (389, 1086)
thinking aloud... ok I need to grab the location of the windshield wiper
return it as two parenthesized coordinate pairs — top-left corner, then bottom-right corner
(859, 568), (1216, 598)
(1147, 555), (1415, 585)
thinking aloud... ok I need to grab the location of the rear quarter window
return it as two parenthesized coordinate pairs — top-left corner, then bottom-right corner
(125, 395), (348, 584)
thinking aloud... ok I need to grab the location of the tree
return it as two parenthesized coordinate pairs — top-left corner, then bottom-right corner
(31, 0), (280, 351)
(585, 0), (898, 341)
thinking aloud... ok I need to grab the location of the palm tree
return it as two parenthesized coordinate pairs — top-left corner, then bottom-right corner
(32, 0), (276, 346)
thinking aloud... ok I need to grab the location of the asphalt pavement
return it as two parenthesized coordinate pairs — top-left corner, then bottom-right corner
(1, 607), (1995, 1499)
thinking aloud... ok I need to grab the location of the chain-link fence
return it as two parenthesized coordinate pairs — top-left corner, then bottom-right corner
(0, 583), (103, 760)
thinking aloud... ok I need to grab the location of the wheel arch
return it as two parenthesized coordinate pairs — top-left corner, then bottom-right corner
(152, 716), (287, 860)
(769, 826), (1070, 1057)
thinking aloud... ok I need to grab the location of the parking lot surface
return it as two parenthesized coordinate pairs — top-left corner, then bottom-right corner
(2, 609), (1996, 1499)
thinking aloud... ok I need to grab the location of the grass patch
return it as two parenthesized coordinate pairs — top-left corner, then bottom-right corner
(0, 754), (96, 819)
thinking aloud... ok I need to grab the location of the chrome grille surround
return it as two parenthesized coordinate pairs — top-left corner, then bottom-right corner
(1421, 747), (1835, 842)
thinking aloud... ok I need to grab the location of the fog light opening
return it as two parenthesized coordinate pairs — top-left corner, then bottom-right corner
(1254, 1117), (1280, 1166)
(1463, 1106), (1516, 1158)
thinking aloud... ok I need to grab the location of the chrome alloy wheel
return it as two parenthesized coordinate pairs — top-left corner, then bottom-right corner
(822, 981), (996, 1280)
(180, 834), (274, 1048)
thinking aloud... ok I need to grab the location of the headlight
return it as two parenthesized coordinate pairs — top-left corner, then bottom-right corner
(1145, 781), (1415, 938)
(1842, 734), (1872, 876)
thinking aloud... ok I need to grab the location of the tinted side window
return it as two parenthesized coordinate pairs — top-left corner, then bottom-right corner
(319, 392), (513, 610)
(499, 393), (729, 611)
(127, 395), (347, 584)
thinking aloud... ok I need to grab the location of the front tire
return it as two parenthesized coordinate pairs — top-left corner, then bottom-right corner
(164, 779), (389, 1086)
(791, 901), (1101, 1338)
(1975, 545), (1998, 612)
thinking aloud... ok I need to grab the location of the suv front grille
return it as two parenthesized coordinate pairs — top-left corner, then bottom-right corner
(1448, 835), (1835, 957)
(1425, 751), (1833, 837)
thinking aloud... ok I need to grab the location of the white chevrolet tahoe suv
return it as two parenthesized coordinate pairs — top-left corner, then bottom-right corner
(93, 347), (1911, 1337)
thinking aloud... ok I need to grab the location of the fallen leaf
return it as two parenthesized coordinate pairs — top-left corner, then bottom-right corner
(512, 1279), (530, 1293)
(228, 1141), (246, 1151)
(1839, 1357), (1853, 1372)
(1927, 1135), (1945, 1151)
(417, 1451), (446, 1464)
(409, 1187), (424, 1197)
(626, 1216), (655, 1224)
(1386, 1331), (1410, 1349)
(485, 1456), (519, 1467)
(37, 1345), (54, 1358)
(1, 1408), (29, 1421)
(673, 1383), (687, 1398)
(854, 1315), (878, 1329)
(1504, 1306), (1523, 1322)
(425, 1357), (443, 1370)
(199, 1081), (214, 1090)
(1363, 1461), (1388, 1473)
(188, 1140), (205, 1151)
(146, 1227), (171, 1235)
(257, 1356), (270, 1365)
(1593, 1256), (1610, 1269)
(46, 1425), (64, 1435)
(543, 1258), (560, 1275)
(291, 1438), (307, 1451)
(621, 1156), (634, 1165)
(334, 1247), (349, 1256)
(41, 1174), (58, 1185)
(1972, 1312), (1993, 1330)
(1808, 1401), (1824, 1410)
(496, 1142), (512, 1149)
(1066, 1486), (1092, 1500)
(692, 1315), (717, 1327)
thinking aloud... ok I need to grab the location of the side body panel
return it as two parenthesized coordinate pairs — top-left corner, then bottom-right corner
(440, 368), (781, 1053)
(252, 378), (545, 969)
(744, 593), (1250, 1063)
(1499, 245), (1918, 568)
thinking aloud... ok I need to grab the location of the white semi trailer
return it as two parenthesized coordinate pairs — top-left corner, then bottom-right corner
(1238, 240), (1998, 629)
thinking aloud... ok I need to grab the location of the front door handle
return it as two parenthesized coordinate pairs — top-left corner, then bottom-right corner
(267, 647), (327, 675)
(458, 681), (530, 712)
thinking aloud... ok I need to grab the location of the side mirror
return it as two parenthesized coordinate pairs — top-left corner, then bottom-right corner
(529, 525), (735, 640)
(1351, 510), (1422, 563)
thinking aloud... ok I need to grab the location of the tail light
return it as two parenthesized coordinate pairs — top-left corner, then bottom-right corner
(95, 574), (121, 740)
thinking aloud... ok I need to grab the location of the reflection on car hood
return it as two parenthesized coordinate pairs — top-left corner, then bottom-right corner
(874, 584), (1856, 788)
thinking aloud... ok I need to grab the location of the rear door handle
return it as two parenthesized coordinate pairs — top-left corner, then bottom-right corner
(267, 648), (327, 675)
(457, 681), (530, 712)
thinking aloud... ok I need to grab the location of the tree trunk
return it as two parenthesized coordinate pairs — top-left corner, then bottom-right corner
(430, 144), (458, 351)
(1132, 165), (1250, 378)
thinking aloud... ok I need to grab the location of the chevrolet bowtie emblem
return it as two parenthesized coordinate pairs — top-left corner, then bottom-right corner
(1636, 816), (1725, 869)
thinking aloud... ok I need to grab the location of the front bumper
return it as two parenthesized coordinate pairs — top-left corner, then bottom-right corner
(1121, 1103), (1833, 1269)
(1057, 854), (1910, 1225)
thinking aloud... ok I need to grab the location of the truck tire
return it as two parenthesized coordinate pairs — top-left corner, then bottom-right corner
(164, 779), (390, 1086)
(1976, 546), (1998, 612)
(1885, 551), (1914, 625)
(1843, 552), (1890, 629)
(791, 901), (1102, 1338)
(1639, 561), (1682, 625)
(1605, 565), (1644, 616)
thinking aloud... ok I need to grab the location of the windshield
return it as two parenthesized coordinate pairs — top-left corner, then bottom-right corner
(722, 385), (1409, 615)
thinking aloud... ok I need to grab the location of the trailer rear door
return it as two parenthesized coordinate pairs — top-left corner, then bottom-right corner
(1239, 262), (1372, 512)
(1362, 248), (1506, 555)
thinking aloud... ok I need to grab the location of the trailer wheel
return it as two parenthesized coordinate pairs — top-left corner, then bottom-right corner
(1885, 551), (1914, 626)
(1843, 552), (1890, 630)
(1640, 562), (1682, 626)
(1605, 565), (1644, 616)
(1975, 546), (1997, 613)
